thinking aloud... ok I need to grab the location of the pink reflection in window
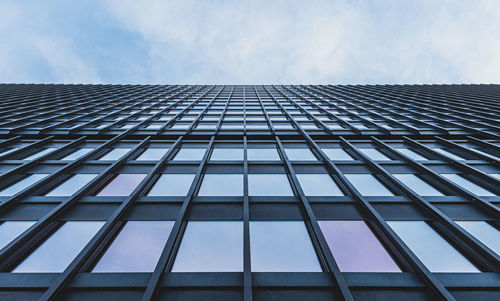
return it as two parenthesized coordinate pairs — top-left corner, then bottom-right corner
(97, 174), (147, 196)
(318, 220), (401, 272)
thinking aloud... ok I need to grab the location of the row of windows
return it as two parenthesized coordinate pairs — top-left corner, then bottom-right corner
(1, 171), (497, 198)
(2, 143), (498, 163)
(1, 219), (498, 273)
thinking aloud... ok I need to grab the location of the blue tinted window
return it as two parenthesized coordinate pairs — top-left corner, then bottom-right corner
(359, 148), (391, 161)
(248, 174), (293, 196)
(247, 148), (280, 161)
(296, 174), (343, 196)
(456, 221), (500, 255)
(173, 148), (206, 161)
(172, 221), (243, 272)
(23, 148), (57, 160)
(387, 221), (479, 272)
(13, 221), (105, 272)
(0, 174), (49, 196)
(284, 148), (317, 161)
(210, 149), (243, 161)
(0, 221), (35, 249)
(395, 148), (427, 161)
(99, 148), (131, 161)
(345, 174), (394, 196)
(322, 148), (353, 161)
(198, 174), (243, 196)
(61, 148), (94, 160)
(148, 174), (195, 196)
(250, 221), (321, 272)
(93, 221), (174, 272)
(393, 174), (443, 196)
(441, 174), (495, 196)
(46, 174), (98, 196)
(135, 148), (169, 161)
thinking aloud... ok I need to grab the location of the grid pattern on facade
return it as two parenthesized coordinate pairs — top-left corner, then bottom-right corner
(0, 84), (499, 301)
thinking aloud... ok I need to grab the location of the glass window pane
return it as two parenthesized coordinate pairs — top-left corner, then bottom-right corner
(432, 148), (465, 161)
(393, 174), (443, 196)
(284, 148), (317, 161)
(97, 174), (147, 196)
(387, 221), (480, 272)
(296, 174), (343, 196)
(345, 174), (394, 196)
(322, 148), (354, 161)
(456, 221), (500, 255)
(0, 221), (35, 249)
(13, 221), (105, 273)
(359, 148), (391, 161)
(198, 174), (243, 196)
(148, 174), (195, 196)
(247, 148), (280, 161)
(248, 174), (293, 196)
(98, 148), (132, 161)
(23, 148), (57, 160)
(173, 148), (206, 161)
(395, 148), (427, 161)
(210, 149), (243, 161)
(441, 174), (495, 196)
(172, 221), (243, 272)
(61, 148), (94, 160)
(0, 174), (50, 196)
(92, 221), (174, 272)
(250, 221), (322, 272)
(318, 221), (400, 272)
(135, 148), (169, 161)
(46, 174), (98, 196)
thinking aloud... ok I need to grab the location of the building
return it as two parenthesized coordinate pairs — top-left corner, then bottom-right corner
(0, 84), (498, 301)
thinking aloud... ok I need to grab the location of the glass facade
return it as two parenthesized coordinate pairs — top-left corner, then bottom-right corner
(0, 84), (498, 300)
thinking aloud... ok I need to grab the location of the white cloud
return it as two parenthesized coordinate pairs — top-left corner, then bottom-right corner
(104, 0), (500, 84)
(1, 0), (500, 84)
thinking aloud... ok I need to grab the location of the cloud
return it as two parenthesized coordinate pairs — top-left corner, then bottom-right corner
(1, 0), (500, 84)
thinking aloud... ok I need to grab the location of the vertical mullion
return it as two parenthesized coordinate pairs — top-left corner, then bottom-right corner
(141, 136), (216, 301)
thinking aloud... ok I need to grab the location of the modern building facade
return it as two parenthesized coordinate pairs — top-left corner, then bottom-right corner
(0, 84), (498, 301)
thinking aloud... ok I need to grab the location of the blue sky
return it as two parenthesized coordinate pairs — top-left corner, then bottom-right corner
(2, 0), (500, 84)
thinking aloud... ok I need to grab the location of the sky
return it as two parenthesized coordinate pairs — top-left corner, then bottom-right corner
(1, 0), (500, 84)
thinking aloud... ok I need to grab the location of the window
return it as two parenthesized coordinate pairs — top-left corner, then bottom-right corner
(198, 174), (243, 196)
(0, 221), (35, 249)
(247, 148), (280, 161)
(61, 148), (94, 160)
(359, 148), (391, 161)
(23, 148), (57, 160)
(441, 174), (495, 196)
(97, 174), (147, 196)
(322, 148), (354, 161)
(92, 221), (174, 272)
(46, 174), (98, 196)
(296, 174), (343, 196)
(387, 221), (480, 272)
(456, 221), (500, 255)
(12, 221), (105, 272)
(0, 174), (49, 196)
(395, 148), (427, 161)
(172, 221), (243, 272)
(135, 148), (169, 161)
(345, 174), (394, 196)
(210, 148), (243, 161)
(173, 148), (206, 161)
(318, 221), (400, 272)
(98, 148), (132, 161)
(250, 221), (322, 272)
(432, 148), (465, 161)
(248, 174), (293, 196)
(148, 174), (195, 196)
(284, 148), (317, 161)
(393, 174), (443, 196)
